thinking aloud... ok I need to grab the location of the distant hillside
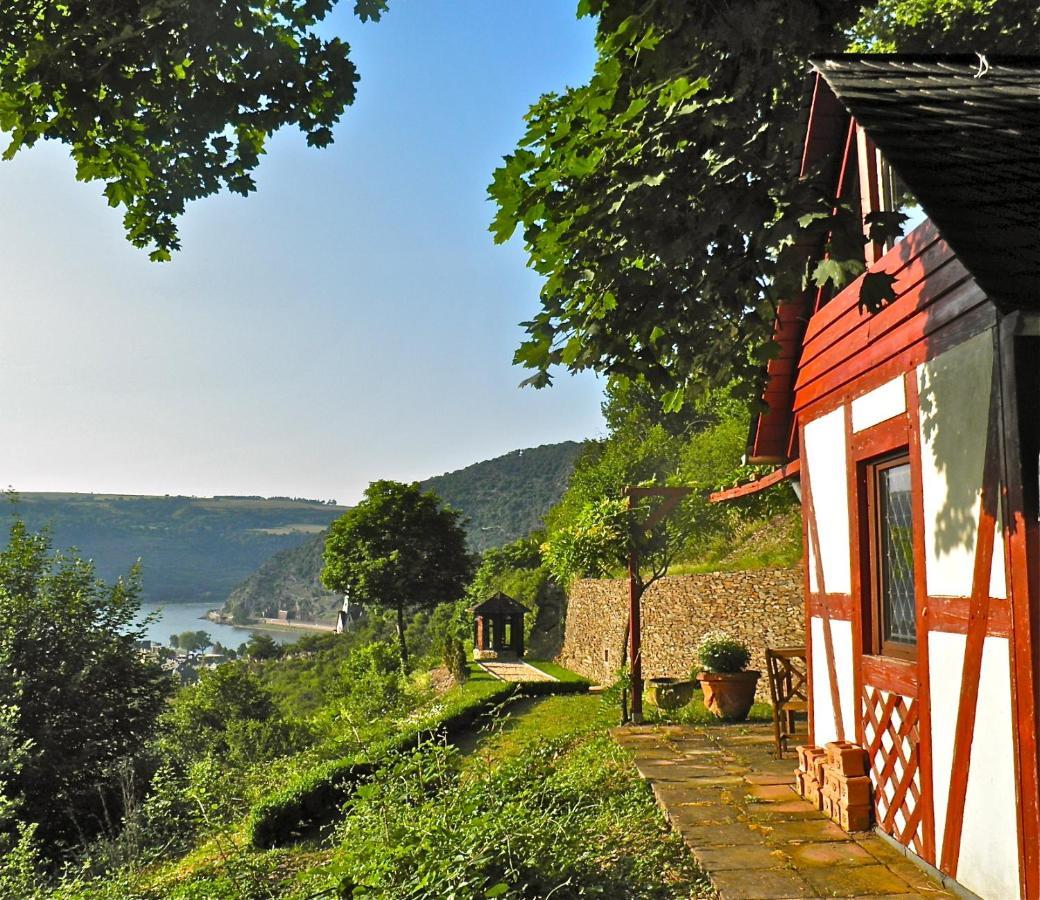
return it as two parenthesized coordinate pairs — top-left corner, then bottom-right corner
(222, 441), (585, 621)
(0, 494), (346, 605)
(419, 442), (584, 552)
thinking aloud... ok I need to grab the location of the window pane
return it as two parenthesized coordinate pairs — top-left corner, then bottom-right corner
(879, 463), (916, 644)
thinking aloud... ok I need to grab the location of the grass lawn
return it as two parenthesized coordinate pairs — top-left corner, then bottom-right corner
(463, 692), (611, 773)
(645, 685), (773, 726)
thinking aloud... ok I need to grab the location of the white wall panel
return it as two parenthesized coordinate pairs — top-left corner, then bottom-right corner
(810, 616), (855, 746)
(958, 637), (1020, 900)
(989, 497), (1007, 600)
(929, 630), (966, 861)
(804, 408), (851, 594)
(917, 331), (993, 597)
(851, 376), (906, 432)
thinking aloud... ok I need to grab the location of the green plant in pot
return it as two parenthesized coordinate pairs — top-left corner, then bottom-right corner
(695, 631), (760, 721)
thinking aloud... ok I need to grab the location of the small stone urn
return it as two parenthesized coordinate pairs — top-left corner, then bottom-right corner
(648, 677), (697, 711)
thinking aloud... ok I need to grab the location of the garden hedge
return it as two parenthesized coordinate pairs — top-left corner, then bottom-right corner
(248, 669), (589, 848)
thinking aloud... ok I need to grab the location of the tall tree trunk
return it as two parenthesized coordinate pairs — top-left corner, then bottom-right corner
(396, 604), (409, 670)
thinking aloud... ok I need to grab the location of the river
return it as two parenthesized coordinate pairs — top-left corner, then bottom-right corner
(136, 601), (304, 649)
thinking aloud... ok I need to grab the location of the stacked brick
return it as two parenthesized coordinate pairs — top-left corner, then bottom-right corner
(796, 742), (873, 833)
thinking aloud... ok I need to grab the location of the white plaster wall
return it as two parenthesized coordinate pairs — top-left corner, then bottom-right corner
(990, 497), (1007, 600)
(917, 330), (994, 597)
(803, 408), (851, 595)
(810, 616), (855, 745)
(958, 636), (1020, 900)
(929, 630), (966, 861)
(851, 376), (906, 432)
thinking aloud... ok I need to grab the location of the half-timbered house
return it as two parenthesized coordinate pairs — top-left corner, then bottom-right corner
(715, 55), (1040, 899)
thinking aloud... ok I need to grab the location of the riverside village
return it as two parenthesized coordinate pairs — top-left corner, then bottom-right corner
(0, 4), (1037, 900)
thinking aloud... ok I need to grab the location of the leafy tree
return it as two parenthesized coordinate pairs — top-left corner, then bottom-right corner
(244, 632), (283, 661)
(0, 522), (172, 853)
(156, 662), (286, 764)
(321, 481), (473, 668)
(490, 0), (1038, 408)
(172, 629), (211, 653)
(0, 1), (388, 260)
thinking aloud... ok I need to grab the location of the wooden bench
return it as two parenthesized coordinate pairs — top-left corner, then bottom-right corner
(765, 646), (808, 759)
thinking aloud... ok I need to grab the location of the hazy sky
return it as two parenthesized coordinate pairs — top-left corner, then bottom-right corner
(0, 2), (604, 504)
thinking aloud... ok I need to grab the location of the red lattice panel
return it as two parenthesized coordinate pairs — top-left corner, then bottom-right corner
(863, 686), (923, 855)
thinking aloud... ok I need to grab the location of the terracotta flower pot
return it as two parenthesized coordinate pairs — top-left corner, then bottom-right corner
(648, 677), (697, 711)
(697, 670), (761, 721)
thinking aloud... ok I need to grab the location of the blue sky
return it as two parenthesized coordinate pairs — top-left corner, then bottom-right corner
(0, 2), (604, 504)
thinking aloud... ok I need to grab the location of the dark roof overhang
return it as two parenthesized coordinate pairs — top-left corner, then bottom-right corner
(811, 54), (1040, 309)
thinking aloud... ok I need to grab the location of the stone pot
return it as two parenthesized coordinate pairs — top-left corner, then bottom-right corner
(697, 670), (761, 721)
(648, 677), (697, 711)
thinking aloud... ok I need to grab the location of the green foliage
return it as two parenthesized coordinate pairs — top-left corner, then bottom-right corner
(0, 521), (172, 853)
(0, 492), (346, 606)
(464, 536), (567, 658)
(542, 380), (799, 578)
(0, 1), (387, 260)
(491, 0), (1039, 409)
(489, 0), (864, 404)
(542, 496), (629, 584)
(157, 662), (301, 766)
(328, 730), (708, 898)
(243, 632), (283, 660)
(223, 443), (583, 623)
(850, 0), (1040, 51)
(171, 630), (211, 652)
(0, 820), (45, 900)
(322, 481), (473, 667)
(421, 442), (585, 552)
(696, 631), (751, 674)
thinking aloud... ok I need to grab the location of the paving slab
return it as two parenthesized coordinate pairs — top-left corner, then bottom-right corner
(477, 661), (555, 682)
(612, 722), (956, 899)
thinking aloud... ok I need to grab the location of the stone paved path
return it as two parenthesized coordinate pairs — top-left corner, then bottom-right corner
(612, 723), (958, 900)
(478, 660), (557, 682)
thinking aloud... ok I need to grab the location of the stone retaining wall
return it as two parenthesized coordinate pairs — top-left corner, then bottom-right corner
(558, 568), (804, 699)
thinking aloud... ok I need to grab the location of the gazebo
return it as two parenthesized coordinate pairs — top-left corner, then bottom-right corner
(469, 592), (527, 660)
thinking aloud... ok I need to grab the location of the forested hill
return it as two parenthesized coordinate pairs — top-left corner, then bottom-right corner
(222, 441), (586, 622)
(0, 494), (346, 605)
(419, 441), (584, 552)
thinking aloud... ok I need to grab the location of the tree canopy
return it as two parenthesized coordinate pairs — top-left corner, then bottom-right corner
(0, 521), (171, 854)
(490, 0), (1039, 409)
(321, 481), (473, 667)
(0, 1), (387, 260)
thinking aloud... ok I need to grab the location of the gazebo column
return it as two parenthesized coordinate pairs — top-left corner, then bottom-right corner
(494, 616), (506, 651)
(475, 615), (485, 651)
(514, 612), (524, 657)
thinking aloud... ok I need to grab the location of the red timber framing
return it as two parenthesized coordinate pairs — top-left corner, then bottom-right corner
(795, 315), (1040, 896)
(997, 315), (1040, 900)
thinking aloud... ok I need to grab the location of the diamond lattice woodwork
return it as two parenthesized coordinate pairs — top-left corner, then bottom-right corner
(863, 685), (924, 855)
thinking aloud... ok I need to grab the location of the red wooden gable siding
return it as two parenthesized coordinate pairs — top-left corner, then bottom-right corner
(747, 75), (850, 464)
(792, 219), (988, 418)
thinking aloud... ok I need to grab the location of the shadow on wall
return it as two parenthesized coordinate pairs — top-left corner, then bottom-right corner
(917, 330), (996, 563)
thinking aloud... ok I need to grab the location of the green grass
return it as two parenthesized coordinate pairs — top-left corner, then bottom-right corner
(644, 685), (773, 725)
(463, 693), (613, 772)
(524, 659), (587, 682)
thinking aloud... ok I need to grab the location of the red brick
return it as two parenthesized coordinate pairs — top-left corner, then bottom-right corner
(833, 800), (872, 833)
(824, 741), (869, 777)
(836, 775), (872, 806)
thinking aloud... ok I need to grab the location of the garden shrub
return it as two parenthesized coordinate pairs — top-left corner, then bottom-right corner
(248, 679), (517, 848)
(696, 630), (751, 674)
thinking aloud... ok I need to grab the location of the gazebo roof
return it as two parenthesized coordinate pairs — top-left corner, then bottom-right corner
(468, 591), (528, 616)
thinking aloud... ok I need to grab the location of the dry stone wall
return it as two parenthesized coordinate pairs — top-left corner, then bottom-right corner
(558, 568), (804, 699)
